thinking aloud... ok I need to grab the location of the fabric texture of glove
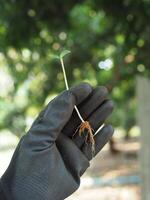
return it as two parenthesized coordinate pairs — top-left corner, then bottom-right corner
(0, 182), (7, 200)
(0, 83), (114, 200)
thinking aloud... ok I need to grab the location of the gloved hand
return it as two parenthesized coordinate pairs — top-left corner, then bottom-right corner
(0, 83), (114, 200)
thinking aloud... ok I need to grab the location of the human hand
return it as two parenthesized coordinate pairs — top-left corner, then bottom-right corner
(1, 83), (114, 200)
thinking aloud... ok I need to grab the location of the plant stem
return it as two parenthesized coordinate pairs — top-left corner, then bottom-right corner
(60, 58), (85, 123)
(74, 105), (84, 123)
(60, 58), (69, 90)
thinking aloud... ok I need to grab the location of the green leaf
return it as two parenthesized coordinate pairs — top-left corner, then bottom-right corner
(60, 50), (71, 59)
(49, 54), (60, 60)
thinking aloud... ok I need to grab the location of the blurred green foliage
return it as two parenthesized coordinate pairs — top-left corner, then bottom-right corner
(0, 0), (150, 136)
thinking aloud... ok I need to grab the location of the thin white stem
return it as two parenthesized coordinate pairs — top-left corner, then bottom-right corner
(60, 58), (69, 90)
(60, 58), (85, 123)
(74, 105), (84, 123)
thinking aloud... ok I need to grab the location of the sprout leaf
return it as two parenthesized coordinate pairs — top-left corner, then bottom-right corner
(60, 50), (71, 59)
(49, 54), (60, 60)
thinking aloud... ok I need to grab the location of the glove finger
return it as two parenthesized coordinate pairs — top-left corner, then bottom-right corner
(30, 83), (92, 143)
(63, 86), (108, 137)
(94, 125), (114, 156)
(82, 125), (114, 160)
(56, 133), (90, 178)
(72, 132), (87, 148)
(88, 100), (114, 132)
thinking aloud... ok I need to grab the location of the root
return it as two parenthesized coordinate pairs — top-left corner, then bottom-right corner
(73, 121), (95, 156)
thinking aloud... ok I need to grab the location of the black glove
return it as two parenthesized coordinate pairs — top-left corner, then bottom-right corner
(0, 83), (114, 200)
(0, 183), (6, 200)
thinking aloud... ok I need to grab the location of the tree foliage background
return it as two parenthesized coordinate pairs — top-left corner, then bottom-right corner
(0, 0), (150, 137)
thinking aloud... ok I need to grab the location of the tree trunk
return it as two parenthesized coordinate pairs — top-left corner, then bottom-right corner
(136, 76), (150, 200)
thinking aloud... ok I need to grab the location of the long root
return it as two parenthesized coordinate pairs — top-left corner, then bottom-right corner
(73, 121), (95, 156)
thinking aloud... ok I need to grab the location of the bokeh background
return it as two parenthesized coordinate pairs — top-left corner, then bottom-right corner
(0, 0), (150, 199)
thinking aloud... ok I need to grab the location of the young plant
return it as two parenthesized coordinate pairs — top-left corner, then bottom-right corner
(51, 50), (95, 154)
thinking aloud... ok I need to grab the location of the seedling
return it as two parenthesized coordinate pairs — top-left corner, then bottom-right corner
(51, 50), (95, 154)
